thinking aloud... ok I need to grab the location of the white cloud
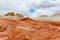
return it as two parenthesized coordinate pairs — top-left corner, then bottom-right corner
(0, 0), (60, 18)
(28, 0), (60, 18)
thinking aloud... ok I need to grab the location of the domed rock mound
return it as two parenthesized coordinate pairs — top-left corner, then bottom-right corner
(5, 12), (15, 16)
(16, 13), (24, 18)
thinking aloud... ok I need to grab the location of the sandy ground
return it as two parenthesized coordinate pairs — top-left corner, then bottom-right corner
(34, 16), (60, 22)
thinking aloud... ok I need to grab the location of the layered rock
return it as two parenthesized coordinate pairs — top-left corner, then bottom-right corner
(0, 18), (60, 40)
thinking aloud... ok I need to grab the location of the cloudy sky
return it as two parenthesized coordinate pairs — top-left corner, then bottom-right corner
(0, 0), (60, 18)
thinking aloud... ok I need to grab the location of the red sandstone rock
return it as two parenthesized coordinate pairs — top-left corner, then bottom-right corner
(0, 18), (60, 40)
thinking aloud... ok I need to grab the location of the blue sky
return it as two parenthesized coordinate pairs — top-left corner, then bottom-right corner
(0, 0), (60, 18)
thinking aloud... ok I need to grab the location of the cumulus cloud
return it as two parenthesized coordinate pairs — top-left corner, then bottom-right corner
(0, 0), (60, 18)
(28, 0), (60, 18)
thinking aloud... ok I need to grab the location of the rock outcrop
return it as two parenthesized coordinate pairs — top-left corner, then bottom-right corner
(0, 18), (60, 40)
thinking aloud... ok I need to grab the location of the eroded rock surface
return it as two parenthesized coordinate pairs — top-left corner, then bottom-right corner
(0, 18), (60, 40)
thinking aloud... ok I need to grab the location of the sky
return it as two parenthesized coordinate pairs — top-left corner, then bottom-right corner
(0, 0), (60, 18)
